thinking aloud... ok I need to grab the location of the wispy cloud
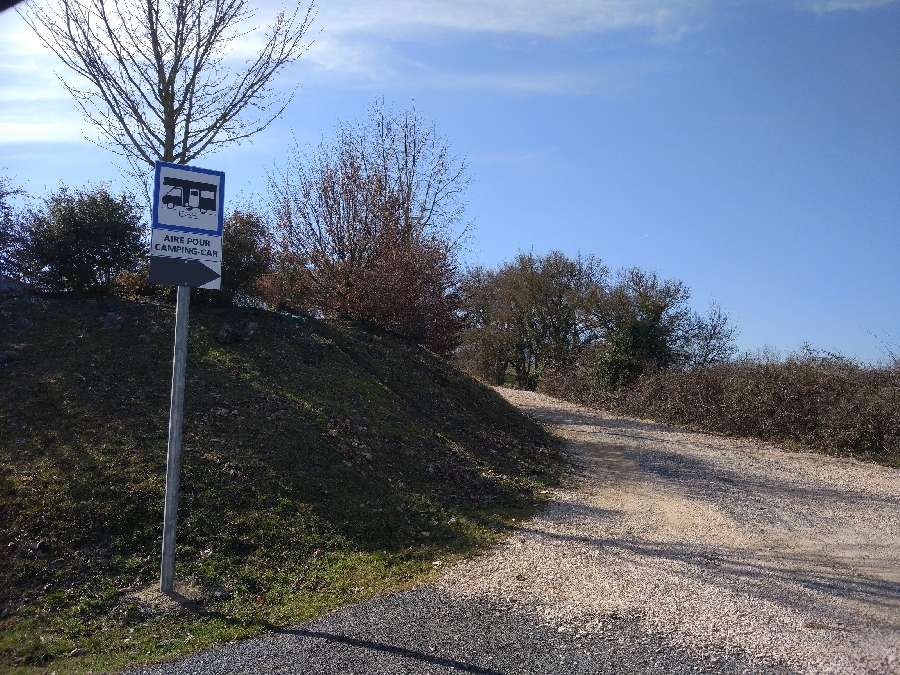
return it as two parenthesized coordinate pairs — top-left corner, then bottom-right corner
(285, 0), (676, 95)
(316, 0), (708, 39)
(422, 59), (665, 96)
(290, 29), (666, 96)
(0, 13), (90, 143)
(3, 0), (897, 144)
(803, 0), (899, 12)
(262, 0), (708, 86)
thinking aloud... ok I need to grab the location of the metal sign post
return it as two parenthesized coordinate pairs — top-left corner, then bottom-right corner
(160, 284), (190, 592)
(150, 160), (225, 593)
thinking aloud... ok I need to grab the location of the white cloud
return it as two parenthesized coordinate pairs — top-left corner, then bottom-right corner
(419, 59), (665, 96)
(0, 120), (87, 143)
(295, 34), (401, 81)
(284, 29), (666, 97)
(0, 13), (88, 142)
(803, 0), (899, 12)
(0, 0), (713, 138)
(315, 0), (708, 39)
(0, 91), (88, 143)
(0, 10), (52, 56)
(4, 0), (897, 144)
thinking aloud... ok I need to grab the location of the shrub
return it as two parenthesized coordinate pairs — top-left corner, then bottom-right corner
(113, 208), (275, 307)
(195, 209), (274, 307)
(255, 249), (311, 313)
(539, 349), (900, 465)
(20, 185), (145, 295)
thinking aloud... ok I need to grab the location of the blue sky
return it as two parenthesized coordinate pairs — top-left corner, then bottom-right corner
(1, 0), (898, 362)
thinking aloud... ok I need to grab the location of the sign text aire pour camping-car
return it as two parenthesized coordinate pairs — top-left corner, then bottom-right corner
(149, 161), (225, 289)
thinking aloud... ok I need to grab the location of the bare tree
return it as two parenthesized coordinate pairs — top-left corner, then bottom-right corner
(268, 102), (470, 354)
(677, 302), (739, 370)
(21, 0), (315, 166)
(271, 101), (471, 260)
(361, 101), (471, 237)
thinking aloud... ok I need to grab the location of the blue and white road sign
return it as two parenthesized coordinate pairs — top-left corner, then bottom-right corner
(150, 161), (224, 289)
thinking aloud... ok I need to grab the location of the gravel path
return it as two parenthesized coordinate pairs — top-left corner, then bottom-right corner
(137, 388), (900, 675)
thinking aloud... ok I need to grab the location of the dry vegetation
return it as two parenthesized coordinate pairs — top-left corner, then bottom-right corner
(539, 351), (900, 467)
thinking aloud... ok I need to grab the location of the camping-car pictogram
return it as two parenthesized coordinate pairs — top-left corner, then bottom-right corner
(161, 176), (218, 214)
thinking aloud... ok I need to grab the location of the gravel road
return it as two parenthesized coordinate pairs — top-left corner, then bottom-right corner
(137, 388), (900, 675)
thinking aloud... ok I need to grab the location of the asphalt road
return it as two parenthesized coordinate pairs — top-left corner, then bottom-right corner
(135, 587), (792, 674)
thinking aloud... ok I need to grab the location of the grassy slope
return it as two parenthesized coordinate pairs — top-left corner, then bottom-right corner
(0, 298), (565, 674)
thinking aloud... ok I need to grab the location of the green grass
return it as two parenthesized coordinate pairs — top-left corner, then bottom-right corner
(0, 297), (566, 674)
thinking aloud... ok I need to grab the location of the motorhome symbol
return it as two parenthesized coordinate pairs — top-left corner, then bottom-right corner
(162, 176), (218, 213)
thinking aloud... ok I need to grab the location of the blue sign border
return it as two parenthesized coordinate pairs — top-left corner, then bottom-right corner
(152, 161), (225, 237)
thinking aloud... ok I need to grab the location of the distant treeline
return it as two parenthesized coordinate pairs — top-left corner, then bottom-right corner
(455, 249), (898, 465)
(456, 251), (738, 389)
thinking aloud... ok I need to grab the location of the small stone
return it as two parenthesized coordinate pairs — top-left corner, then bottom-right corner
(216, 322), (235, 343)
(100, 312), (125, 331)
(237, 321), (258, 340)
(12, 317), (31, 327)
(149, 325), (165, 334)
(138, 334), (151, 342)
(297, 336), (327, 354)
(68, 648), (82, 657)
